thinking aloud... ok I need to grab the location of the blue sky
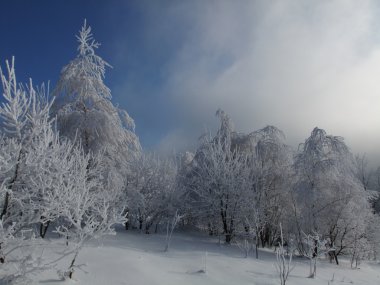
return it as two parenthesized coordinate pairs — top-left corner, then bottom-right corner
(1, 0), (380, 163)
(0, 0), (176, 149)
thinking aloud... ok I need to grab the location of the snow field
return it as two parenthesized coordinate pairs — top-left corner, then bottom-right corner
(34, 230), (380, 285)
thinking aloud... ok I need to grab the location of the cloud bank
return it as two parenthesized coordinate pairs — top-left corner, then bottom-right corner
(111, 0), (380, 162)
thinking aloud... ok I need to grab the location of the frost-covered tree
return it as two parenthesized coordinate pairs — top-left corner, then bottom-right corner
(275, 224), (294, 285)
(354, 154), (372, 191)
(371, 167), (380, 213)
(0, 57), (124, 281)
(0, 57), (32, 221)
(245, 126), (293, 251)
(302, 231), (326, 278)
(52, 20), (141, 177)
(0, 135), (20, 267)
(183, 111), (293, 245)
(0, 57), (56, 231)
(185, 111), (252, 243)
(164, 210), (183, 252)
(27, 127), (89, 238)
(293, 128), (373, 263)
(0, 58), (72, 282)
(191, 137), (250, 243)
(44, 149), (124, 279)
(127, 152), (179, 234)
(347, 219), (371, 268)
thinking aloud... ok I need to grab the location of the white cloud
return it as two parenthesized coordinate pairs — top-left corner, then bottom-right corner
(113, 0), (380, 162)
(150, 0), (380, 159)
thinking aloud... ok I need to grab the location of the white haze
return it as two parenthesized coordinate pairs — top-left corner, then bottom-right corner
(115, 1), (380, 164)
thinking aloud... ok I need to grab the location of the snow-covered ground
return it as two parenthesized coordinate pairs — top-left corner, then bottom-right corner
(33, 230), (380, 285)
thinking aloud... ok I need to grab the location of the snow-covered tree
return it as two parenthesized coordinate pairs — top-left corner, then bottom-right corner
(293, 128), (374, 263)
(164, 210), (183, 252)
(0, 57), (56, 231)
(52, 20), (141, 187)
(275, 224), (294, 285)
(245, 126), (293, 252)
(183, 111), (293, 246)
(354, 154), (372, 191)
(192, 137), (250, 243)
(0, 57), (125, 281)
(45, 149), (124, 279)
(185, 111), (252, 243)
(0, 58), (71, 282)
(127, 152), (179, 234)
(302, 231), (327, 278)
(0, 57), (30, 222)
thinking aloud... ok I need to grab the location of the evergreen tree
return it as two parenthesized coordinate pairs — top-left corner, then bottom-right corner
(52, 20), (141, 168)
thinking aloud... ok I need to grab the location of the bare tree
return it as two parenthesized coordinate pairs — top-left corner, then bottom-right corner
(164, 210), (183, 252)
(275, 224), (294, 285)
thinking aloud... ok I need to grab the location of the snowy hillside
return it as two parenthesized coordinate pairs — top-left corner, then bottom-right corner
(31, 230), (380, 285)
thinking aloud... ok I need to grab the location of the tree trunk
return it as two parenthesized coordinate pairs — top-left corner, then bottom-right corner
(255, 234), (259, 259)
(125, 220), (129, 230)
(155, 223), (159, 233)
(145, 225), (151, 234)
(40, 220), (50, 238)
(334, 253), (339, 265)
(312, 239), (318, 258)
(225, 233), (232, 244)
(0, 192), (10, 221)
(0, 150), (22, 220)
(0, 243), (5, 263)
(208, 222), (214, 236)
(68, 251), (79, 279)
